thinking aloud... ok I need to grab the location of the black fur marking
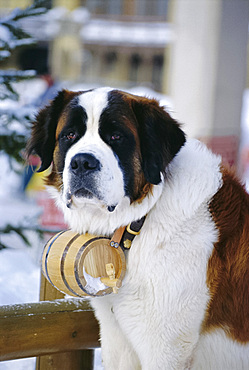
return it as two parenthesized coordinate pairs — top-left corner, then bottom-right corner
(99, 92), (137, 199)
(57, 104), (87, 173)
(131, 96), (186, 184)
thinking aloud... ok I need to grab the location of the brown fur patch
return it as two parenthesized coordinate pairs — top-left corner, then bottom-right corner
(55, 112), (68, 140)
(136, 182), (154, 203)
(121, 112), (146, 201)
(114, 92), (158, 202)
(202, 167), (249, 343)
(45, 143), (63, 190)
(110, 92), (150, 202)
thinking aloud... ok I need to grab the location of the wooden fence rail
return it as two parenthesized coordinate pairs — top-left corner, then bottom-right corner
(0, 298), (100, 362)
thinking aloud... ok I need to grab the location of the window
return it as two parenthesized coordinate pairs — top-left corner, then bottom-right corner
(84, 0), (122, 15)
(152, 54), (164, 91)
(136, 0), (169, 17)
(130, 53), (142, 82)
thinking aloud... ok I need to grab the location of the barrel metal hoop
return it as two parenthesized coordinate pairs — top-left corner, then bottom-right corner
(44, 230), (67, 287)
(74, 236), (109, 296)
(61, 233), (82, 297)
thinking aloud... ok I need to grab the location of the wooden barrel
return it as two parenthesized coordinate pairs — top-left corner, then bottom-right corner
(42, 230), (126, 297)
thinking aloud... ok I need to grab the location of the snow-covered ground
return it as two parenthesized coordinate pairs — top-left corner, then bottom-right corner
(0, 81), (248, 369)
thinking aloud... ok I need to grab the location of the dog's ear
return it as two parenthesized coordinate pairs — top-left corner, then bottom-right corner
(26, 89), (78, 172)
(132, 97), (186, 184)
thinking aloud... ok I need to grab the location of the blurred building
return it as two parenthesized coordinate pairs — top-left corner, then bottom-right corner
(0, 0), (171, 92)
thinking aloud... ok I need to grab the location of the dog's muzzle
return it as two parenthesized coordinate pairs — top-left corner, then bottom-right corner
(66, 153), (101, 205)
(65, 152), (119, 212)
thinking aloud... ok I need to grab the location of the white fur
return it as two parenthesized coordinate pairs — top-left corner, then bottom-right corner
(193, 330), (249, 370)
(51, 121), (249, 368)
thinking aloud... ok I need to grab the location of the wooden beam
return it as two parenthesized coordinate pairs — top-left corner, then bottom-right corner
(0, 298), (100, 361)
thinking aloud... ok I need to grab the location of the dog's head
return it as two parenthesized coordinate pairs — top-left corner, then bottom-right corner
(27, 88), (185, 213)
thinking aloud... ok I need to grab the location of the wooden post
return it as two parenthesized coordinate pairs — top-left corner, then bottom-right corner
(36, 350), (94, 370)
(39, 270), (65, 301)
(36, 273), (96, 370)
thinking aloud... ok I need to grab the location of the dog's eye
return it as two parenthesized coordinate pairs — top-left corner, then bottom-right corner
(110, 134), (121, 141)
(66, 132), (76, 141)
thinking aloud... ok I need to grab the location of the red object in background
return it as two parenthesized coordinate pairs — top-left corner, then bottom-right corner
(201, 135), (238, 167)
(241, 147), (249, 170)
(37, 192), (68, 230)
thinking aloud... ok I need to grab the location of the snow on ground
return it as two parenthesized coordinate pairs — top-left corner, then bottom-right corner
(0, 248), (40, 305)
(0, 249), (40, 370)
(0, 358), (36, 370)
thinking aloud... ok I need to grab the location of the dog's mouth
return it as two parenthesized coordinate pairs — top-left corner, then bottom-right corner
(74, 187), (94, 199)
(65, 187), (117, 212)
(66, 187), (93, 208)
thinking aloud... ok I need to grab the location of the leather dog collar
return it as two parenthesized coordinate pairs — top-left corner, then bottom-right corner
(110, 216), (146, 250)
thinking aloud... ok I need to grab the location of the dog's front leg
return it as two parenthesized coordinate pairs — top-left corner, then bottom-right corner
(91, 296), (141, 370)
(118, 304), (199, 370)
(112, 284), (205, 370)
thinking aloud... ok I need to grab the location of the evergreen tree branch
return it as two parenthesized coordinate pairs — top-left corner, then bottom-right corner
(0, 0), (50, 62)
(0, 70), (37, 100)
(1, 0), (50, 23)
(1, 21), (32, 40)
(0, 224), (58, 250)
(0, 0), (51, 248)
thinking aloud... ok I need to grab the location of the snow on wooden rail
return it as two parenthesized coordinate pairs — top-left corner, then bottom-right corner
(0, 298), (100, 361)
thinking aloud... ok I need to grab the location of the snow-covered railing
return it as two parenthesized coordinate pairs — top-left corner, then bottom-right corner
(0, 275), (100, 369)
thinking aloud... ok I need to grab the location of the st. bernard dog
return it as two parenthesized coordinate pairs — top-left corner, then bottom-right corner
(27, 87), (249, 369)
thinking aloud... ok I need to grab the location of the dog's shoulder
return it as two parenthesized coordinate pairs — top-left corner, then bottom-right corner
(157, 138), (223, 218)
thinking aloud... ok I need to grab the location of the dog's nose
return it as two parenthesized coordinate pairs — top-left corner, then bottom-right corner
(70, 153), (100, 174)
